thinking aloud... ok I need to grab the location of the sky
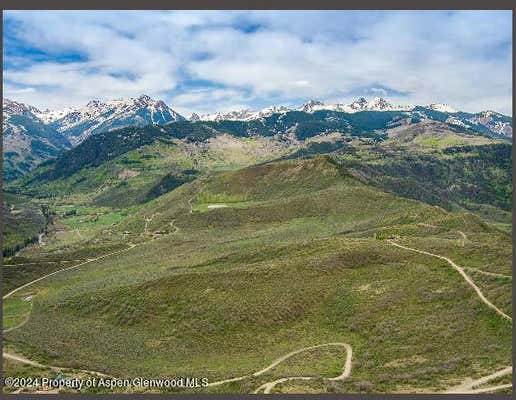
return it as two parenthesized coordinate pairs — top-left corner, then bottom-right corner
(2, 10), (513, 116)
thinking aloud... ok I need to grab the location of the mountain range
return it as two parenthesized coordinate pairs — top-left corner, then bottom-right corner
(2, 94), (512, 181)
(34, 94), (185, 145)
(195, 97), (512, 137)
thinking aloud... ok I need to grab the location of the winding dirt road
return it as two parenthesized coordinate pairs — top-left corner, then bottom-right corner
(205, 342), (352, 394)
(2, 242), (140, 377)
(4, 259), (89, 266)
(143, 214), (155, 234)
(3, 299), (33, 334)
(2, 222), (179, 378)
(2, 186), (199, 378)
(253, 343), (353, 394)
(463, 266), (512, 280)
(3, 186), (510, 394)
(457, 230), (467, 247)
(388, 240), (511, 322)
(389, 239), (512, 394)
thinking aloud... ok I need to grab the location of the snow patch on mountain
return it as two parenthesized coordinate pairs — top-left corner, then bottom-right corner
(4, 95), (512, 144)
(40, 94), (185, 145)
(35, 107), (75, 124)
(199, 105), (291, 122)
(468, 111), (512, 137)
(199, 97), (415, 122)
(194, 97), (511, 138)
(189, 113), (201, 122)
(2, 98), (73, 179)
(445, 116), (468, 128)
(3, 98), (42, 120)
(427, 103), (458, 113)
(298, 97), (414, 114)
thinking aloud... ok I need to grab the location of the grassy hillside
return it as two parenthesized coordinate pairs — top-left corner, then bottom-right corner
(3, 157), (511, 394)
(335, 142), (512, 223)
(8, 135), (292, 207)
(383, 120), (502, 149)
(2, 193), (47, 257)
(7, 118), (511, 222)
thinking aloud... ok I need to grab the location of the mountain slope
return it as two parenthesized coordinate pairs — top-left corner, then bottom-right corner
(383, 120), (501, 148)
(8, 111), (510, 219)
(3, 157), (511, 393)
(2, 99), (71, 181)
(2, 96), (185, 181)
(3, 96), (511, 184)
(466, 110), (512, 137)
(43, 94), (185, 145)
(411, 106), (512, 138)
(2, 192), (47, 257)
(337, 142), (512, 222)
(9, 112), (390, 191)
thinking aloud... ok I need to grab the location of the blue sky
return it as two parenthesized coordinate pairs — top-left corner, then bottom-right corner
(3, 10), (512, 115)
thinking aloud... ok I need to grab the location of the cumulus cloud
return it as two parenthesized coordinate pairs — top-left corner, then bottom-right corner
(3, 10), (512, 114)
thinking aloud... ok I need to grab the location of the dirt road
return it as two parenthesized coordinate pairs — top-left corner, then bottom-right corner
(2, 186), (198, 378)
(389, 240), (511, 322)
(445, 366), (512, 394)
(206, 342), (352, 394)
(3, 243), (137, 301)
(463, 266), (512, 279)
(389, 239), (512, 394)
(3, 351), (112, 378)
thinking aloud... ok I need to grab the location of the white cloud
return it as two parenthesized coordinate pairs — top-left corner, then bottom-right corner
(3, 10), (512, 115)
(369, 88), (388, 96)
(170, 87), (254, 116)
(3, 85), (36, 95)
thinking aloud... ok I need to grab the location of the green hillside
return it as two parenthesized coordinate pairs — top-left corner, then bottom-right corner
(7, 118), (511, 223)
(336, 142), (512, 222)
(2, 193), (47, 257)
(3, 156), (511, 394)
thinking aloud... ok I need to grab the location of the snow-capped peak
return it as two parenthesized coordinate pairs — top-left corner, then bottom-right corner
(258, 105), (291, 116)
(86, 99), (104, 108)
(476, 110), (504, 118)
(3, 98), (41, 116)
(27, 94), (185, 145)
(136, 94), (152, 104)
(35, 107), (76, 124)
(467, 110), (512, 137)
(199, 109), (254, 122)
(199, 105), (291, 122)
(189, 113), (201, 122)
(345, 97), (413, 112)
(369, 97), (393, 110)
(299, 99), (326, 113)
(198, 97), (416, 122)
(348, 97), (369, 111)
(427, 103), (457, 113)
(295, 97), (413, 114)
